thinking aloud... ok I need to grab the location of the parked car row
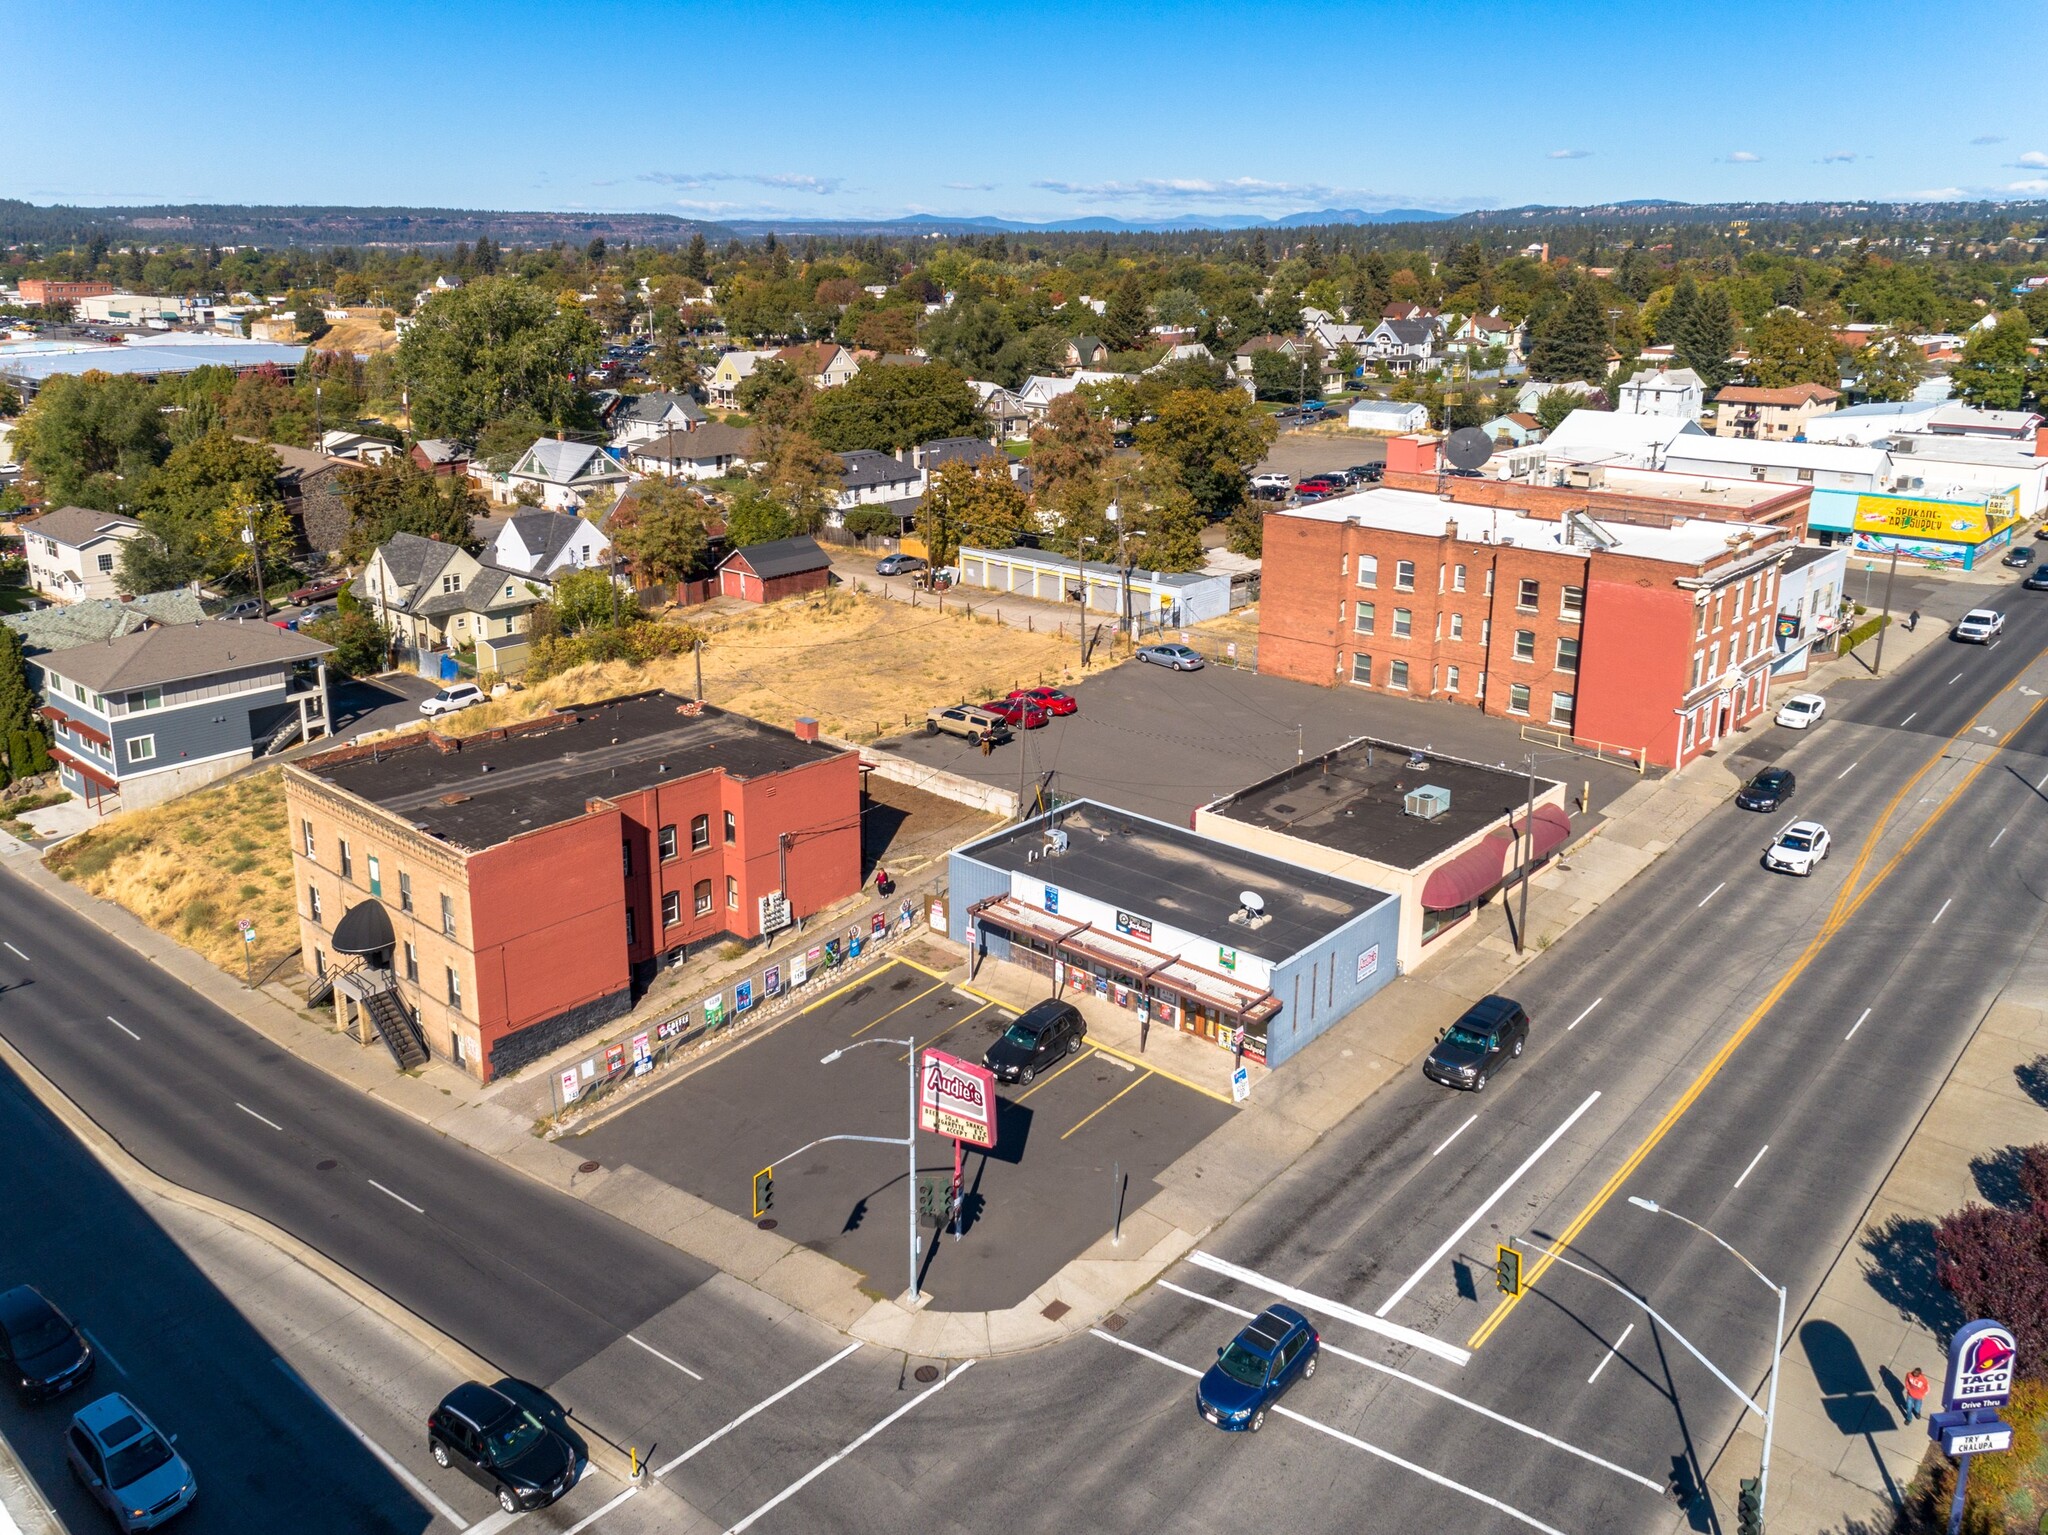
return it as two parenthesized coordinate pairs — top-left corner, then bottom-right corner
(1250, 463), (1383, 503)
(926, 687), (1079, 743)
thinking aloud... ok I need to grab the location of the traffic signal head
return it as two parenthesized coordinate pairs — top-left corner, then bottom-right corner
(1494, 1243), (1523, 1297)
(752, 1166), (774, 1217)
(1736, 1476), (1763, 1535)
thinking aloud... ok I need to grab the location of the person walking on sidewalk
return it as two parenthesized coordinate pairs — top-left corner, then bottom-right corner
(1902, 1366), (1931, 1421)
(1907, 609), (1920, 633)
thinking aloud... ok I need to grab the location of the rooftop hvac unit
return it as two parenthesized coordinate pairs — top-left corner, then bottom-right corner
(1404, 785), (1452, 820)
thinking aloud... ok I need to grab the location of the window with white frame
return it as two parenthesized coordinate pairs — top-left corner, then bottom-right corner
(1550, 692), (1575, 727)
(1453, 563), (1467, 592)
(1513, 629), (1535, 663)
(1350, 654), (1373, 685)
(663, 891), (681, 926)
(1387, 659), (1410, 691)
(1450, 612), (1464, 641)
(1507, 682), (1531, 715)
(1353, 603), (1374, 635)
(1395, 560), (1416, 591)
(1357, 555), (1378, 589)
(1445, 664), (1461, 693)
(1392, 607), (1413, 638)
(1517, 578), (1540, 611)
(125, 734), (155, 764)
(1560, 585), (1583, 621)
(1556, 636), (1579, 671)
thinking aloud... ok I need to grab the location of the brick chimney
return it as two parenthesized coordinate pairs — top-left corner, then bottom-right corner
(793, 717), (820, 742)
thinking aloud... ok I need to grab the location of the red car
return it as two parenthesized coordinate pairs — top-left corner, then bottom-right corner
(1006, 687), (1078, 717)
(983, 697), (1052, 729)
(288, 576), (345, 605)
(1294, 478), (1339, 501)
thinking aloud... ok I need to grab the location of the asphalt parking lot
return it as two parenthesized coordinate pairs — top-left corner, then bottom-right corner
(325, 672), (442, 742)
(570, 959), (1232, 1312)
(1255, 428), (1387, 483)
(875, 657), (1652, 828)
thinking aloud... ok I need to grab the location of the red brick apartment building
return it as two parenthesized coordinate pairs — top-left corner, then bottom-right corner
(18, 279), (114, 306)
(284, 692), (861, 1080)
(1258, 485), (1798, 770)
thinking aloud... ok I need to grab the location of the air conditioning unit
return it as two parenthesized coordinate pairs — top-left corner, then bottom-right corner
(1404, 785), (1452, 820)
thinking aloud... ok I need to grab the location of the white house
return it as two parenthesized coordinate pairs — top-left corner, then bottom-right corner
(1540, 409), (1710, 469)
(970, 380), (1032, 440)
(1301, 307), (1372, 352)
(625, 423), (760, 481)
(1346, 400), (1431, 434)
(834, 450), (922, 513)
(607, 392), (708, 448)
(1359, 320), (1438, 373)
(22, 507), (144, 603)
(491, 510), (611, 579)
(504, 440), (629, 511)
(1445, 311), (1528, 362)
(1617, 367), (1705, 420)
(1516, 379), (1600, 415)
(317, 429), (397, 463)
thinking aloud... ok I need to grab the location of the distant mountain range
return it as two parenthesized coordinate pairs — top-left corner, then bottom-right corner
(716, 208), (1462, 236)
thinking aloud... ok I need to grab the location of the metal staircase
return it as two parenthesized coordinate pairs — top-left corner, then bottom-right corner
(364, 984), (430, 1070)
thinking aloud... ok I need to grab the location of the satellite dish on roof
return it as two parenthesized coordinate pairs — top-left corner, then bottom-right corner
(1444, 427), (1495, 472)
(1239, 891), (1266, 913)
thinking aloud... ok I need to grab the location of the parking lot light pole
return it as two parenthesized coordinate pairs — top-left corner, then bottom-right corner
(1629, 1196), (1786, 1520)
(822, 1037), (922, 1305)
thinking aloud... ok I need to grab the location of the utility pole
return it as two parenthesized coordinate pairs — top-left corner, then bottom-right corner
(1514, 753), (1537, 954)
(241, 504), (267, 617)
(1870, 544), (1901, 676)
(693, 638), (704, 702)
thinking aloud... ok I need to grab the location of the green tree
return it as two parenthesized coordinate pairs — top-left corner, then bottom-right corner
(294, 300), (331, 343)
(1952, 313), (2036, 410)
(841, 506), (901, 539)
(1654, 276), (1698, 345)
(14, 372), (169, 510)
(1855, 331), (1925, 403)
(301, 610), (390, 677)
(735, 358), (813, 430)
(396, 276), (601, 439)
(1250, 347), (1314, 401)
(1135, 388), (1277, 522)
(337, 458), (484, 561)
(1744, 312), (1842, 389)
(0, 624), (51, 785)
(542, 567), (622, 634)
(474, 410), (549, 473)
(921, 460), (1030, 568)
(611, 479), (715, 584)
(1675, 288), (1736, 389)
(1027, 390), (1114, 506)
(1527, 282), (1611, 384)
(1534, 387), (1588, 434)
(133, 431), (293, 588)
(722, 486), (798, 548)
(1225, 500), (1265, 558)
(807, 361), (980, 453)
(1099, 276), (1150, 353)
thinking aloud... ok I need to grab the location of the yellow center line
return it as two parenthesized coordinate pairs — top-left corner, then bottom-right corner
(897, 1001), (998, 1061)
(847, 980), (947, 1038)
(1466, 672), (2048, 1351)
(1061, 1070), (1154, 1140)
(1014, 1045), (1097, 1100)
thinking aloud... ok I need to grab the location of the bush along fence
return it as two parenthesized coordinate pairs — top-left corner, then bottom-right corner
(541, 895), (937, 1132)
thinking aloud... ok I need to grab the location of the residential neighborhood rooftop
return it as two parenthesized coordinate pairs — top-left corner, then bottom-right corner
(39, 620), (331, 694)
(5, 589), (207, 653)
(20, 506), (142, 546)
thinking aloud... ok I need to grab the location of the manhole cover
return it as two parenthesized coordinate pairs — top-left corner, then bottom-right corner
(579, 1161), (601, 1174)
(913, 1365), (940, 1383)
(757, 1218), (778, 1231)
(316, 1159), (338, 1171)
(1041, 1300), (1070, 1322)
(1103, 1313), (1127, 1333)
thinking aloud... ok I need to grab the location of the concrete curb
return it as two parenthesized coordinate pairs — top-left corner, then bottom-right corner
(0, 1031), (647, 1489)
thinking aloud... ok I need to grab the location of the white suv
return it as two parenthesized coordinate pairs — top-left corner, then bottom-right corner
(420, 683), (485, 717)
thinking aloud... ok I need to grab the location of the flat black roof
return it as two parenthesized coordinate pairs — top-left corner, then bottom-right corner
(1208, 739), (1560, 871)
(960, 800), (1388, 962)
(308, 691), (843, 851)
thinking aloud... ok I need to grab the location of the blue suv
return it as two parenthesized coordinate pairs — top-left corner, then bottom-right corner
(1196, 1304), (1320, 1431)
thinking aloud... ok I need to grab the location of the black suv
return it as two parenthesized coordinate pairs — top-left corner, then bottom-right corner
(1422, 996), (1530, 1092)
(0, 1286), (94, 1402)
(2025, 566), (2048, 591)
(428, 1383), (577, 1515)
(983, 999), (1086, 1085)
(1735, 767), (1795, 812)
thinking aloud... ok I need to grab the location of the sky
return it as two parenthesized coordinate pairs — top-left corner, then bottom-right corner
(14, 0), (2047, 224)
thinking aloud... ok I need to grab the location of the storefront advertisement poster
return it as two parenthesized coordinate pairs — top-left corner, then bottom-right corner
(559, 1068), (580, 1104)
(1115, 910), (1153, 942)
(1043, 884), (1060, 914)
(703, 994), (725, 1030)
(792, 951), (809, 986)
(604, 1042), (626, 1074)
(765, 965), (781, 997)
(1218, 945), (1238, 973)
(871, 911), (886, 937)
(1356, 945), (1380, 984)
(632, 1031), (651, 1061)
(928, 899), (947, 931)
(736, 978), (755, 1012)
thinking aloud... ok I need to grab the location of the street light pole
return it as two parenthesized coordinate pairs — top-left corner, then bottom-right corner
(241, 504), (268, 618)
(1516, 753), (1537, 954)
(821, 1036), (922, 1305)
(1870, 544), (1901, 677)
(1629, 1196), (1786, 1519)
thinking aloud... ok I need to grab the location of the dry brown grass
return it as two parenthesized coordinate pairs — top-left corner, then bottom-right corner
(47, 769), (300, 978)
(1190, 604), (1262, 648)
(440, 588), (1116, 744)
(311, 314), (399, 357)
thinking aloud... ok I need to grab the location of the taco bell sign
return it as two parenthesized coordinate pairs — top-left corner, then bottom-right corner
(919, 1048), (997, 1148)
(1944, 1319), (2018, 1411)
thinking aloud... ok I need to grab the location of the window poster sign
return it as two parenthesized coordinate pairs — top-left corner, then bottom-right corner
(631, 1032), (652, 1076)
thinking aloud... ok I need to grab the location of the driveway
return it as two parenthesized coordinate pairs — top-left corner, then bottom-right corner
(325, 672), (441, 742)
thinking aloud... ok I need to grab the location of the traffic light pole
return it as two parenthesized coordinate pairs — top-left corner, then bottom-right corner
(820, 1036), (923, 1305)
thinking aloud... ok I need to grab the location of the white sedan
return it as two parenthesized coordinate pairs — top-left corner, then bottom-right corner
(1953, 609), (2006, 644)
(420, 682), (486, 717)
(1775, 694), (1826, 730)
(1764, 820), (1831, 876)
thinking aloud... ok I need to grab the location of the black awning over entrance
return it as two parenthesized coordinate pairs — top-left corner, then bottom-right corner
(332, 899), (396, 957)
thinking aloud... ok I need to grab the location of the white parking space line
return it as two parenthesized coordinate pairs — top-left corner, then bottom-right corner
(1837, 760), (1859, 780)
(1090, 1330), (1570, 1535)
(81, 1329), (125, 1377)
(1932, 898), (1953, 926)
(235, 1102), (283, 1132)
(1845, 1007), (1873, 1042)
(367, 1179), (424, 1214)
(719, 1360), (975, 1535)
(469, 1515), (516, 1535)
(1992, 827), (2008, 849)
(1432, 1114), (1477, 1157)
(1733, 1144), (1769, 1189)
(656, 1341), (863, 1476)
(3, 942), (28, 962)
(1186, 1250), (1470, 1367)
(1587, 1322), (1634, 1385)
(1566, 997), (1603, 1032)
(1374, 1091), (1602, 1321)
(1696, 882), (1726, 909)
(105, 1015), (139, 1040)
(626, 1332), (703, 1381)
(273, 1358), (469, 1529)
(1902, 712), (1918, 727)
(1158, 1281), (1660, 1492)
(562, 1487), (639, 1534)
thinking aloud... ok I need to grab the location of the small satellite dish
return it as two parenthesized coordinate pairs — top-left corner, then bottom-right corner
(1444, 426), (1494, 473)
(1239, 891), (1266, 913)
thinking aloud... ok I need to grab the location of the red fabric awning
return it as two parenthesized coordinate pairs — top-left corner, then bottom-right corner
(1516, 804), (1574, 862)
(1421, 831), (1513, 910)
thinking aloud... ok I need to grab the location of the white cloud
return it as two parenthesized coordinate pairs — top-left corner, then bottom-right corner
(641, 171), (844, 195)
(1546, 149), (1591, 160)
(1725, 151), (1762, 164)
(1821, 151), (1856, 164)
(943, 181), (998, 192)
(2006, 179), (2048, 195)
(1031, 176), (1335, 203)
(2014, 151), (2048, 168)
(1903, 187), (1973, 202)
(1974, 135), (2008, 145)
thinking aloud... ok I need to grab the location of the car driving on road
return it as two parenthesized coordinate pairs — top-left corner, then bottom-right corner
(1774, 694), (1825, 730)
(1136, 643), (1204, 671)
(65, 1393), (197, 1531)
(1764, 820), (1831, 876)
(2003, 546), (2034, 568)
(1953, 608), (2006, 643)
(983, 998), (1085, 1085)
(428, 1382), (578, 1515)
(1196, 1305), (1320, 1432)
(2025, 566), (2048, 591)
(1736, 766), (1796, 811)
(1422, 995), (1530, 1092)
(0, 1285), (94, 1401)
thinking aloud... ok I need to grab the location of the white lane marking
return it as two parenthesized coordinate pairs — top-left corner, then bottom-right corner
(273, 1358), (468, 1529)
(106, 1015), (139, 1040)
(81, 1329), (125, 1377)
(1992, 826), (2008, 849)
(1733, 1144), (1770, 1189)
(1949, 672), (1964, 686)
(1837, 760), (1859, 780)
(367, 1179), (424, 1214)
(469, 1516), (516, 1535)
(626, 1332), (703, 1381)
(1566, 997), (1603, 1032)
(2037, 766), (2048, 792)
(1901, 712), (1918, 727)
(656, 1341), (863, 1476)
(1158, 1280), (1660, 1492)
(1187, 1250), (1469, 1367)
(235, 1102), (283, 1132)
(719, 1360), (975, 1535)
(1375, 1091), (1603, 1320)
(1091, 1330), (1569, 1535)
(3, 942), (28, 962)
(1432, 1114), (1478, 1157)
(1845, 1007), (1873, 1042)
(1696, 882), (1726, 909)
(1932, 898), (1953, 926)
(1587, 1322), (1634, 1385)
(562, 1487), (639, 1534)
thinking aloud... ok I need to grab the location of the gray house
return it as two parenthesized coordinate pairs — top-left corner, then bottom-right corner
(40, 622), (333, 815)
